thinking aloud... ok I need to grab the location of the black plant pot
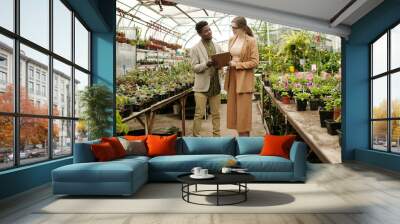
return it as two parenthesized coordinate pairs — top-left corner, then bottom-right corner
(296, 100), (307, 111)
(325, 119), (341, 135)
(309, 99), (321, 111)
(254, 92), (261, 101)
(319, 110), (334, 127)
(264, 80), (270, 86)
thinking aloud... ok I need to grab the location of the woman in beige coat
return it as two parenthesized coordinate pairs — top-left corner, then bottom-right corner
(225, 17), (259, 136)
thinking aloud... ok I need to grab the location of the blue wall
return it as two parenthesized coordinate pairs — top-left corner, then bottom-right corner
(0, 0), (116, 200)
(343, 0), (400, 171)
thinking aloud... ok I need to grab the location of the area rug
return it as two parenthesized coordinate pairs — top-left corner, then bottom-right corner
(37, 183), (362, 214)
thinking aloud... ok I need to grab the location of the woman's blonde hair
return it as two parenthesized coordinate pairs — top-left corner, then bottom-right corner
(232, 16), (253, 37)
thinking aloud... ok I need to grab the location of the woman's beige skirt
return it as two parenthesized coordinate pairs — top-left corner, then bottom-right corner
(226, 68), (252, 132)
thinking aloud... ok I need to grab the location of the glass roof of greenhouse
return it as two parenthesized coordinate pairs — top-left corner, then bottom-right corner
(116, 0), (260, 48)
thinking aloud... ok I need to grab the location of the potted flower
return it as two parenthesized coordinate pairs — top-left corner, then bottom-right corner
(333, 97), (341, 120)
(294, 92), (310, 111)
(319, 97), (334, 127)
(280, 91), (291, 104)
(309, 86), (323, 111)
(325, 115), (341, 135)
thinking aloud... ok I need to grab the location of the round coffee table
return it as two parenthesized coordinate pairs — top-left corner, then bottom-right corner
(177, 173), (255, 206)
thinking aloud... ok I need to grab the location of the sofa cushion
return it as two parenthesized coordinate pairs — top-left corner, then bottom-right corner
(179, 137), (236, 155)
(147, 134), (177, 157)
(91, 142), (118, 161)
(118, 138), (147, 156)
(260, 135), (296, 159)
(149, 154), (235, 172)
(236, 137), (264, 155)
(53, 159), (147, 183)
(236, 155), (293, 172)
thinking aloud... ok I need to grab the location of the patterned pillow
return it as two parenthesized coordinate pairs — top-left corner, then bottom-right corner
(118, 137), (147, 156)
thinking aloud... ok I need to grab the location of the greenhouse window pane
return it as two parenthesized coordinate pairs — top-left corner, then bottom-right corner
(372, 76), (387, 119)
(372, 33), (387, 76)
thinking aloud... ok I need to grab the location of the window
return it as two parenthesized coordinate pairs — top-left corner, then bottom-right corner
(371, 23), (400, 154)
(75, 17), (90, 70)
(28, 67), (34, 80)
(53, 59), (72, 117)
(0, 0), (91, 170)
(42, 85), (46, 97)
(0, 0), (14, 31)
(0, 35), (13, 113)
(53, 0), (72, 60)
(20, 0), (49, 48)
(28, 81), (34, 94)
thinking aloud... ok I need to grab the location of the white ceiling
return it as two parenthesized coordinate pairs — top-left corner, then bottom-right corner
(175, 0), (384, 37)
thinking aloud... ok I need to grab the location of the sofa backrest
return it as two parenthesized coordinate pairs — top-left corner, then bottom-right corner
(177, 137), (236, 155)
(73, 139), (100, 163)
(236, 137), (264, 155)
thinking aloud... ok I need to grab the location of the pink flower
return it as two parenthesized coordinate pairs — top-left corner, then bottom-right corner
(306, 72), (314, 81)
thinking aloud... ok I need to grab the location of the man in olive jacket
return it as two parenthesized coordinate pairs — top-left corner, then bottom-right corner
(190, 21), (223, 136)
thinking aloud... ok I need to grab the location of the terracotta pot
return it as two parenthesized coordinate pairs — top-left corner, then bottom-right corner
(334, 107), (341, 120)
(281, 96), (291, 104)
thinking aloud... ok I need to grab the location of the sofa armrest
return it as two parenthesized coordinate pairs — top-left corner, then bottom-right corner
(73, 140), (100, 163)
(289, 141), (307, 181)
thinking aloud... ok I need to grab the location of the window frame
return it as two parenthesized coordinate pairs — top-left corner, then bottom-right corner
(0, 0), (92, 171)
(370, 21), (400, 154)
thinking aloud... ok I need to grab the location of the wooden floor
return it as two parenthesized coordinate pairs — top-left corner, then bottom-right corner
(1, 162), (400, 224)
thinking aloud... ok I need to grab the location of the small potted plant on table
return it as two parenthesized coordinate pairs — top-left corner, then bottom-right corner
(294, 92), (310, 111)
(280, 91), (291, 104)
(325, 115), (341, 135)
(319, 97), (334, 127)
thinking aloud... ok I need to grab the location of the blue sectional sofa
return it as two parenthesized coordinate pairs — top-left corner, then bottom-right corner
(52, 137), (307, 196)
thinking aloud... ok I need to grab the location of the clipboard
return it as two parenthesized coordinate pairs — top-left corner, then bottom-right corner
(211, 52), (231, 68)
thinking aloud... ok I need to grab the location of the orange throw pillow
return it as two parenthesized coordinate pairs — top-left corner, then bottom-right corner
(124, 135), (148, 141)
(146, 134), (177, 157)
(260, 135), (296, 159)
(91, 142), (117, 162)
(101, 137), (126, 158)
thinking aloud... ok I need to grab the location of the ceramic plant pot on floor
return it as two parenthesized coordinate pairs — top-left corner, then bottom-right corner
(319, 110), (333, 127)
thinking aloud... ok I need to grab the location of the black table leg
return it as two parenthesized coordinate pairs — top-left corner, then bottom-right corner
(195, 184), (197, 192)
(216, 184), (219, 206)
(245, 183), (247, 201)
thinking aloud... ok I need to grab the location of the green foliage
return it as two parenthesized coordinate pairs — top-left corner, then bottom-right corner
(281, 91), (289, 97)
(294, 92), (311, 101)
(80, 84), (113, 140)
(116, 95), (129, 135)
